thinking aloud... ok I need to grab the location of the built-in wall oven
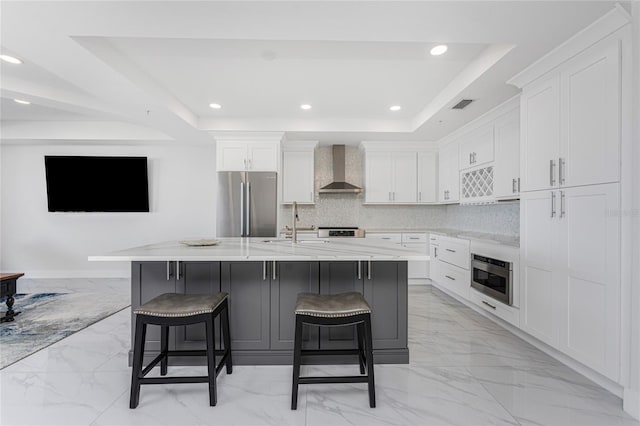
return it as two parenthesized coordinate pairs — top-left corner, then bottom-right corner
(471, 254), (513, 306)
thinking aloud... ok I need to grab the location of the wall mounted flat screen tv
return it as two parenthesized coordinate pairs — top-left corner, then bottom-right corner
(45, 156), (149, 212)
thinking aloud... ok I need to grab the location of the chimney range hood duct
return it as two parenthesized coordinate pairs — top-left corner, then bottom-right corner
(319, 145), (363, 193)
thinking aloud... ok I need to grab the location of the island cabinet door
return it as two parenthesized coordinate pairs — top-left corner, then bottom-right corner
(174, 262), (221, 351)
(319, 261), (365, 349)
(270, 261), (320, 350)
(131, 261), (178, 352)
(364, 261), (408, 349)
(221, 261), (270, 350)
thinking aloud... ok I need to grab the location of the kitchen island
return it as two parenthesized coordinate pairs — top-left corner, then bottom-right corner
(89, 238), (429, 365)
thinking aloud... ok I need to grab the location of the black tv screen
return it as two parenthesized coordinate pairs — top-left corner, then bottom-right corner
(45, 156), (149, 212)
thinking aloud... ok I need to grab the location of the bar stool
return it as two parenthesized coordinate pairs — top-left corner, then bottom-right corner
(129, 292), (232, 408)
(291, 291), (375, 410)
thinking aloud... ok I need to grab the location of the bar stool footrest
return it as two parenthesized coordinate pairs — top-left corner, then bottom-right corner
(140, 376), (209, 385)
(299, 376), (369, 384)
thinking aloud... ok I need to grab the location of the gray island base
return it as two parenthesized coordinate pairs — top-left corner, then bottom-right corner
(131, 260), (408, 366)
(89, 237), (426, 366)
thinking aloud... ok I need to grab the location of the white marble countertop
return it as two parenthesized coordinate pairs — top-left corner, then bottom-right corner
(364, 227), (520, 247)
(88, 237), (430, 262)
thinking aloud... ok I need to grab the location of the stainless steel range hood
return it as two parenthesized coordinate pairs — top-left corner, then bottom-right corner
(319, 145), (363, 193)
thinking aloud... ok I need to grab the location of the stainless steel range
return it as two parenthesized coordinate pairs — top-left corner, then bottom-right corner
(317, 227), (365, 238)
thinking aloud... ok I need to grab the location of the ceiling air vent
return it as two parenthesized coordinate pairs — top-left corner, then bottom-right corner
(452, 99), (474, 110)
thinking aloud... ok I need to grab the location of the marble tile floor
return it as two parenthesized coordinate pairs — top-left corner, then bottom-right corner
(1, 282), (638, 426)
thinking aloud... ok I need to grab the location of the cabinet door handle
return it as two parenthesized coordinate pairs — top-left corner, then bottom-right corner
(166, 261), (171, 281)
(517, 177), (520, 193)
(357, 261), (362, 279)
(559, 157), (566, 185)
(409, 237), (420, 240)
(469, 153), (472, 164)
(418, 191), (422, 201)
(434, 247), (438, 258)
(263, 261), (267, 281)
(445, 275), (455, 281)
(560, 190), (565, 218)
(473, 152), (477, 164)
(551, 191), (556, 218)
(272, 261), (277, 280)
(482, 300), (497, 310)
(367, 259), (372, 280)
(176, 261), (180, 281)
(445, 248), (456, 253)
(550, 159), (556, 186)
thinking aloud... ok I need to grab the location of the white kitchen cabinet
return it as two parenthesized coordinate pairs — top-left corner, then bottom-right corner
(428, 234), (439, 280)
(561, 38), (620, 187)
(417, 152), (437, 204)
(438, 142), (459, 203)
(402, 232), (429, 282)
(519, 183), (621, 380)
(436, 261), (470, 300)
(519, 189), (558, 345)
(556, 183), (620, 379)
(216, 141), (279, 172)
(520, 36), (620, 192)
(281, 142), (317, 204)
(365, 232), (429, 282)
(459, 124), (494, 170)
(493, 108), (521, 199)
(364, 152), (417, 204)
(520, 74), (561, 192)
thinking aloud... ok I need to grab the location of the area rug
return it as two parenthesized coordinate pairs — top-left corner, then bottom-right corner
(0, 292), (130, 369)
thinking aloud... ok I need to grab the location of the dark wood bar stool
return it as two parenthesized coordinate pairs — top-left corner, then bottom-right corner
(291, 291), (375, 410)
(129, 292), (232, 408)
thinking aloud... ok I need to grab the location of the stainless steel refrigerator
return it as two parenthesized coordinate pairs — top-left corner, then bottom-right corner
(216, 172), (277, 237)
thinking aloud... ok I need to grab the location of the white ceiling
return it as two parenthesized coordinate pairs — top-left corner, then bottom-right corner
(0, 1), (627, 145)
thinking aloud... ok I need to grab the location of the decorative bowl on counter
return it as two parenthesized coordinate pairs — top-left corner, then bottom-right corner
(179, 239), (221, 246)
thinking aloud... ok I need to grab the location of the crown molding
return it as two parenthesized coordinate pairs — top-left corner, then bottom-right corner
(508, 5), (631, 89)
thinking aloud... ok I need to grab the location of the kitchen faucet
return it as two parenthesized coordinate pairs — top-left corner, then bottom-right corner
(292, 201), (300, 244)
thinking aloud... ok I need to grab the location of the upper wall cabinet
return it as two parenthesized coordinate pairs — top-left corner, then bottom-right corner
(361, 142), (437, 205)
(438, 97), (520, 205)
(417, 152), (437, 203)
(459, 124), (494, 170)
(438, 141), (459, 203)
(216, 140), (280, 172)
(493, 108), (521, 199)
(520, 36), (621, 192)
(281, 141), (317, 204)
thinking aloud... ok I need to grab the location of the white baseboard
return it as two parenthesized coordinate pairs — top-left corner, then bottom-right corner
(18, 269), (130, 279)
(624, 388), (640, 420)
(408, 278), (429, 285)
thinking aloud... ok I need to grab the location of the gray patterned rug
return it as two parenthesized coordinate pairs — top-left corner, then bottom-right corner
(0, 291), (130, 369)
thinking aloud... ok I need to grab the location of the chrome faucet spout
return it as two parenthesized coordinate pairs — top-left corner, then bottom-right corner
(292, 202), (300, 244)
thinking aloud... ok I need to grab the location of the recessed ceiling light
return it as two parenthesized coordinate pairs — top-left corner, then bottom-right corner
(430, 45), (448, 56)
(0, 54), (22, 64)
(209, 103), (222, 109)
(14, 99), (30, 105)
(300, 104), (312, 110)
(389, 105), (402, 111)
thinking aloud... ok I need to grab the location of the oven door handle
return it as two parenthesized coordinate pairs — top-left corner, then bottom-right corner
(471, 259), (510, 279)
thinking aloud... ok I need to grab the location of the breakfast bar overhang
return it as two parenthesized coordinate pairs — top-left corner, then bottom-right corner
(89, 238), (429, 366)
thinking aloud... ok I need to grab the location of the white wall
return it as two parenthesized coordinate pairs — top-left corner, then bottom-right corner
(626, 2), (640, 419)
(0, 142), (217, 278)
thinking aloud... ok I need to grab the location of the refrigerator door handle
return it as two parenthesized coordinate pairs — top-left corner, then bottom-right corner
(240, 182), (245, 237)
(246, 182), (251, 236)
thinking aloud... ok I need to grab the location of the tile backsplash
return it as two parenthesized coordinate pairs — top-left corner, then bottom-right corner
(280, 145), (519, 236)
